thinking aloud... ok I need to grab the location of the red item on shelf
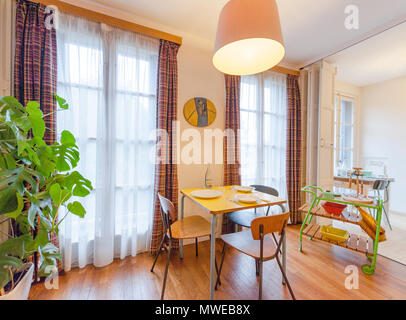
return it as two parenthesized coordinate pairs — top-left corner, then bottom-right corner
(322, 202), (347, 216)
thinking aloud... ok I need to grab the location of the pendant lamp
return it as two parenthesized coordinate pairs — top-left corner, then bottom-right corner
(213, 0), (285, 75)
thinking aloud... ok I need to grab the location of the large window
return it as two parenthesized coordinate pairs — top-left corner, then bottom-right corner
(334, 94), (355, 174)
(57, 13), (159, 269)
(240, 71), (287, 198)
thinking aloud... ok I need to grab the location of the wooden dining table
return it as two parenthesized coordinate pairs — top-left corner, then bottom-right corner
(179, 186), (288, 300)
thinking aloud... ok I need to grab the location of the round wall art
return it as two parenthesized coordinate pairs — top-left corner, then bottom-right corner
(183, 97), (216, 127)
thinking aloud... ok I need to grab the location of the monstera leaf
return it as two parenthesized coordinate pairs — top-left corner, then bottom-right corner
(0, 167), (39, 215)
(62, 171), (92, 197)
(35, 145), (57, 177)
(52, 130), (79, 172)
(54, 94), (69, 110)
(25, 101), (45, 139)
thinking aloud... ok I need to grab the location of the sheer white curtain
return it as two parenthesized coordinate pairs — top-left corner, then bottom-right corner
(57, 13), (159, 270)
(240, 71), (288, 200)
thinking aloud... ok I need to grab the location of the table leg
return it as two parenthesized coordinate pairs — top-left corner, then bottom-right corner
(210, 214), (217, 300)
(180, 195), (185, 259)
(282, 233), (286, 285)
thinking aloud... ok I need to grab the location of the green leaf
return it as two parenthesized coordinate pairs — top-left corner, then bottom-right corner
(35, 229), (50, 248)
(0, 167), (38, 214)
(4, 153), (16, 169)
(35, 146), (56, 177)
(0, 270), (10, 291)
(67, 201), (86, 218)
(0, 235), (30, 257)
(49, 183), (62, 205)
(54, 94), (69, 110)
(60, 130), (76, 145)
(0, 255), (22, 270)
(27, 203), (40, 229)
(52, 131), (79, 172)
(49, 183), (71, 206)
(6, 192), (24, 219)
(38, 245), (60, 277)
(26, 101), (45, 138)
(15, 213), (31, 235)
(63, 171), (93, 197)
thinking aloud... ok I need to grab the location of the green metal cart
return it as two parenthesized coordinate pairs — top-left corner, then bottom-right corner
(299, 185), (384, 275)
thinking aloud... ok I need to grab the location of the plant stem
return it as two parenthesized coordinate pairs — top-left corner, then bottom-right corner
(42, 110), (64, 118)
(8, 267), (14, 290)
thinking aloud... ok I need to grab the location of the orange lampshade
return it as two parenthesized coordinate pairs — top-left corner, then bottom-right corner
(213, 0), (285, 76)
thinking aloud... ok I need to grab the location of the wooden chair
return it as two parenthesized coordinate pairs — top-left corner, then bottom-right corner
(215, 212), (295, 300)
(151, 193), (220, 300)
(228, 185), (286, 275)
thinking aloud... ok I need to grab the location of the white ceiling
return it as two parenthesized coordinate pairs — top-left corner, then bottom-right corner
(77, 0), (406, 69)
(327, 21), (406, 87)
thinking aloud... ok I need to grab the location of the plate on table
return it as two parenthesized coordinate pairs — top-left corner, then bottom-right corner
(237, 194), (258, 204)
(235, 186), (255, 193)
(190, 189), (222, 199)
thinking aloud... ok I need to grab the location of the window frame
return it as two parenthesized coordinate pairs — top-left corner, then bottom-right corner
(240, 72), (287, 189)
(334, 92), (359, 174)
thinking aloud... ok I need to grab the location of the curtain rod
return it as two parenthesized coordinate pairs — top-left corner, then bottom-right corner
(29, 0), (183, 45)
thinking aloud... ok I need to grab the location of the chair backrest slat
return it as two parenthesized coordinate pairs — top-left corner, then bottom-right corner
(250, 185), (285, 214)
(250, 185), (279, 197)
(158, 193), (176, 235)
(250, 212), (290, 240)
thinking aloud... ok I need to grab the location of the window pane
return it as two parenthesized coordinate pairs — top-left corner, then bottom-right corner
(340, 124), (354, 150)
(341, 99), (354, 124)
(68, 44), (103, 86)
(339, 149), (353, 170)
(240, 78), (258, 111)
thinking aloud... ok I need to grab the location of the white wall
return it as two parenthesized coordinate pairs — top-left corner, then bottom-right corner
(177, 37), (225, 237)
(359, 76), (406, 214)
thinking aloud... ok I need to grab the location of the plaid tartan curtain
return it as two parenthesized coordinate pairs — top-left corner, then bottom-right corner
(150, 40), (180, 254)
(14, 0), (58, 280)
(222, 74), (241, 234)
(286, 74), (302, 224)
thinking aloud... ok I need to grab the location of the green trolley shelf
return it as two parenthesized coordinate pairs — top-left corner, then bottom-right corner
(299, 185), (384, 275)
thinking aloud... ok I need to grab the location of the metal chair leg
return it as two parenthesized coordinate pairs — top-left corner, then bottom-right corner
(151, 235), (166, 272)
(195, 238), (198, 256)
(255, 259), (260, 276)
(215, 258), (221, 286)
(160, 240), (172, 300)
(383, 206), (393, 231)
(258, 259), (263, 300)
(215, 243), (227, 290)
(276, 254), (296, 300)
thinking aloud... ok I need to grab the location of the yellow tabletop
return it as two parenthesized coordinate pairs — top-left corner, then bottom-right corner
(180, 186), (287, 215)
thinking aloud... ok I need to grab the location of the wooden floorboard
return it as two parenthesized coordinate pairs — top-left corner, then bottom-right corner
(29, 226), (406, 300)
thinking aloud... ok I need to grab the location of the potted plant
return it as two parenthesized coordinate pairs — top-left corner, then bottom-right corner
(0, 95), (92, 299)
